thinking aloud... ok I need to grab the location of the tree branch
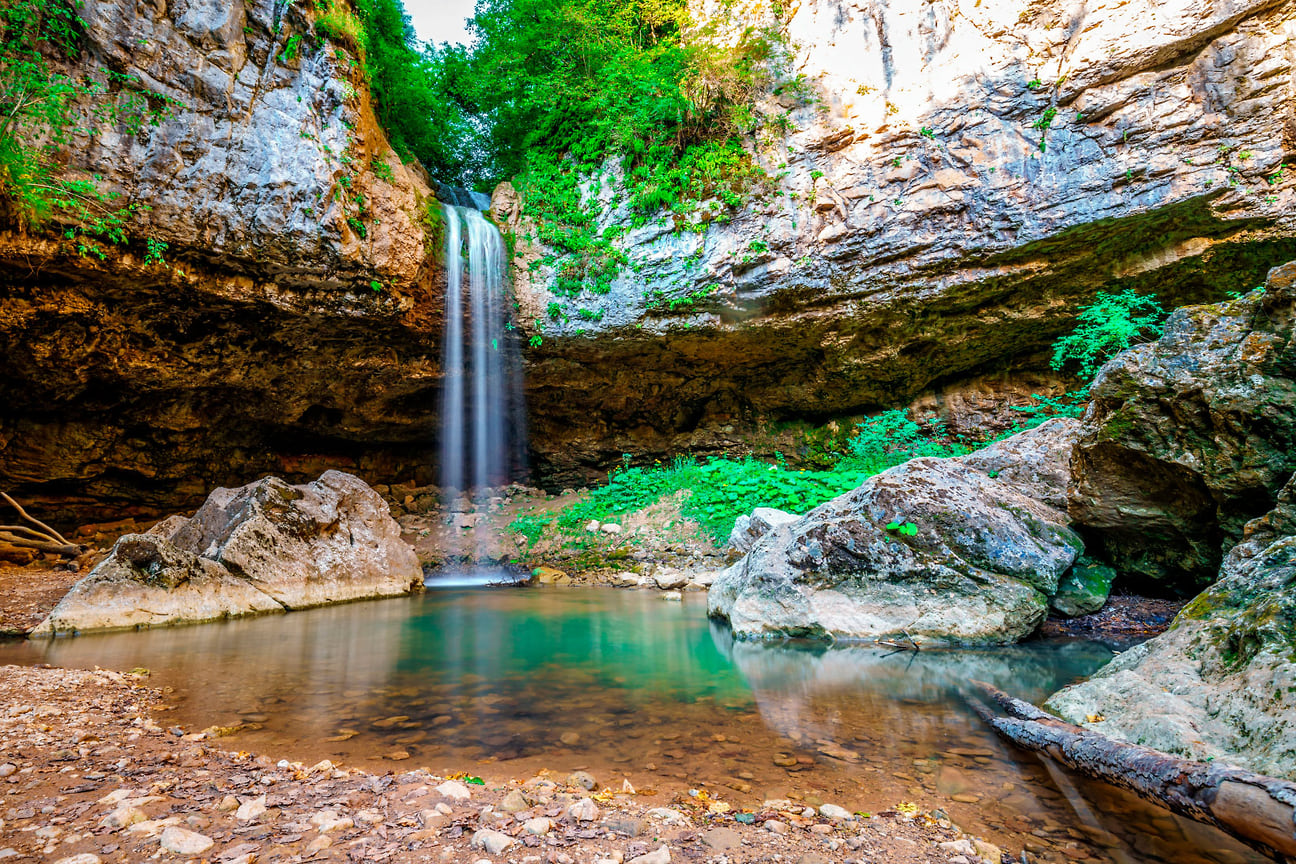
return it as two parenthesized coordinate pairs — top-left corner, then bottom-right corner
(967, 680), (1296, 862)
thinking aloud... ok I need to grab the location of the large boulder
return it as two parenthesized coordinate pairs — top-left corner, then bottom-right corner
(1069, 261), (1296, 588)
(1045, 476), (1296, 780)
(32, 471), (422, 635)
(30, 535), (283, 635)
(708, 428), (1085, 645)
(728, 507), (800, 553)
(167, 470), (421, 608)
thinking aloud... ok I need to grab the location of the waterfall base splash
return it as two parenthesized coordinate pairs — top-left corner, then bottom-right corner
(423, 567), (530, 588)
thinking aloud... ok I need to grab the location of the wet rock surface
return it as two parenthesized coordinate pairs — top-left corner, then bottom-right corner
(709, 424), (1085, 644)
(1069, 261), (1296, 588)
(31, 471), (421, 635)
(1047, 476), (1296, 780)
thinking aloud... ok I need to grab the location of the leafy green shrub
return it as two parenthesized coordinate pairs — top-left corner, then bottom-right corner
(313, 0), (364, 54)
(1051, 290), (1165, 382)
(552, 410), (971, 541)
(507, 513), (553, 545)
(836, 410), (969, 474)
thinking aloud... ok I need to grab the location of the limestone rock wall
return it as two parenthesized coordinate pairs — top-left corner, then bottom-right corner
(510, 0), (1296, 484)
(0, 0), (449, 522)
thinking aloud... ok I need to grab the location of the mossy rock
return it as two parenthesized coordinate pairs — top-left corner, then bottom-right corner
(1050, 557), (1115, 617)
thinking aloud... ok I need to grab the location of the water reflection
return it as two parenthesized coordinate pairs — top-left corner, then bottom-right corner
(0, 589), (1264, 864)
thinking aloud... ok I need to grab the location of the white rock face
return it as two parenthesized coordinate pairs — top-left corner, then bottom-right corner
(32, 471), (421, 635)
(709, 425), (1084, 644)
(74, 0), (431, 283)
(505, 0), (1296, 483)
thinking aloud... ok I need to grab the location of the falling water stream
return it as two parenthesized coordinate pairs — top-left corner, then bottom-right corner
(435, 200), (527, 582)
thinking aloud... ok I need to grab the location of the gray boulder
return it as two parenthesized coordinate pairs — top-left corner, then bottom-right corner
(33, 471), (422, 635)
(708, 444), (1084, 645)
(1045, 476), (1296, 779)
(958, 418), (1080, 510)
(1069, 261), (1296, 587)
(30, 535), (283, 635)
(728, 507), (800, 553)
(166, 470), (421, 608)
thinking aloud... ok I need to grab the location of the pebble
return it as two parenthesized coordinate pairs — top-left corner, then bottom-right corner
(603, 815), (644, 836)
(235, 794), (267, 821)
(645, 807), (687, 825)
(306, 835), (332, 854)
(627, 847), (671, 864)
(159, 826), (214, 856)
(568, 770), (596, 789)
(310, 810), (354, 833)
(0, 764), (15, 778)
(470, 828), (516, 855)
(499, 789), (529, 812)
(523, 816), (553, 835)
(820, 803), (853, 821)
(810, 823), (833, 835)
(772, 753), (797, 767)
(701, 827), (742, 850)
(560, 732), (581, 746)
(568, 797), (600, 822)
(661, 591), (682, 601)
(436, 779), (472, 801)
(764, 820), (788, 834)
(951, 793), (981, 804)
(100, 806), (146, 828)
(52, 856), (100, 864)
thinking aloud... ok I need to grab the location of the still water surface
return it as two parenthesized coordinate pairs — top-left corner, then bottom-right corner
(1, 587), (1264, 864)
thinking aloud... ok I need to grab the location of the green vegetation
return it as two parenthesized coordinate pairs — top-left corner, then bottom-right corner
(1051, 289), (1165, 382)
(410, 0), (800, 299)
(549, 410), (972, 541)
(0, 0), (180, 252)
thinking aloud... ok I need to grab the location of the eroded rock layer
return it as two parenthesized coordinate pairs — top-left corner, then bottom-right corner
(512, 0), (1296, 484)
(0, 0), (449, 523)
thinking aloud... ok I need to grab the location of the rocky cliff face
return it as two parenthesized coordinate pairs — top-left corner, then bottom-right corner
(3, 0), (1295, 519)
(0, 0), (449, 522)
(1069, 261), (1296, 588)
(508, 0), (1296, 483)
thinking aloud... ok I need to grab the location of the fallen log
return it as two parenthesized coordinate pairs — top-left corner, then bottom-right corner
(967, 680), (1296, 862)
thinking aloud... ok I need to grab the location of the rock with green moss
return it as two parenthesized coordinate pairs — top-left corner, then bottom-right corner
(1045, 476), (1296, 779)
(1069, 261), (1296, 588)
(708, 433), (1085, 645)
(1050, 558), (1115, 617)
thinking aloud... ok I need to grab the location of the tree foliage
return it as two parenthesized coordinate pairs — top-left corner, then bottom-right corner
(1051, 290), (1166, 382)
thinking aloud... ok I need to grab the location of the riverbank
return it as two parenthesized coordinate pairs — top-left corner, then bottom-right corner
(0, 664), (990, 864)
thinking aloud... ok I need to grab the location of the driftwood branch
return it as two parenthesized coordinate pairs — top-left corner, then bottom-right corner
(967, 680), (1296, 862)
(0, 492), (81, 557)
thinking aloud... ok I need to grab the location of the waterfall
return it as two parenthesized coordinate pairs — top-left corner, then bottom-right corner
(438, 203), (527, 507)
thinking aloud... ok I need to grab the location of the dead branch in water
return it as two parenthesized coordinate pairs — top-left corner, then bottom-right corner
(0, 492), (81, 557)
(967, 680), (1296, 862)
